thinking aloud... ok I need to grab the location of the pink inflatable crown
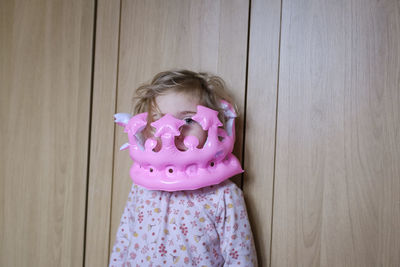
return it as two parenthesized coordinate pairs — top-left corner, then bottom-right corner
(114, 100), (243, 191)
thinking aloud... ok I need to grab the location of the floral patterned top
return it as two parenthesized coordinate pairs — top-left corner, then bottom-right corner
(109, 179), (257, 267)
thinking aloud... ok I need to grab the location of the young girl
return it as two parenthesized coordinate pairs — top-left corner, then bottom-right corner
(110, 70), (257, 266)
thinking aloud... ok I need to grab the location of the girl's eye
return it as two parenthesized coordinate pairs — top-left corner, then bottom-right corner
(184, 118), (195, 124)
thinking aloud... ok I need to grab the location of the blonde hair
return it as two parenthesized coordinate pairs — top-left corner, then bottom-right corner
(132, 70), (237, 126)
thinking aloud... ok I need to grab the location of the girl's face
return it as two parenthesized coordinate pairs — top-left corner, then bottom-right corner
(154, 91), (207, 151)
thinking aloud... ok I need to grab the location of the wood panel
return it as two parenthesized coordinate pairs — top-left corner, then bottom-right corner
(243, 0), (282, 266)
(85, 0), (120, 266)
(272, 0), (400, 266)
(0, 0), (94, 266)
(110, 0), (249, 255)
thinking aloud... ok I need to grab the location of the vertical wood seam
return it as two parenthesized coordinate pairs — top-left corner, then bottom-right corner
(83, 0), (98, 266)
(269, 0), (284, 266)
(108, 0), (123, 262)
(241, 0), (252, 190)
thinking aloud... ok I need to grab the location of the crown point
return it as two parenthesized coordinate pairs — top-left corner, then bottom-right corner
(126, 112), (148, 135)
(220, 100), (237, 118)
(151, 114), (184, 137)
(114, 113), (132, 127)
(193, 106), (223, 130)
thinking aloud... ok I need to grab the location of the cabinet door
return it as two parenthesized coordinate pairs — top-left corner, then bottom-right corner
(243, 0), (282, 266)
(271, 0), (400, 266)
(88, 1), (250, 265)
(0, 0), (94, 266)
(84, 0), (121, 266)
(112, 0), (249, 248)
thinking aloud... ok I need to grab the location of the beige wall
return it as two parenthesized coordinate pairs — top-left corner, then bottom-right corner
(1, 0), (399, 266)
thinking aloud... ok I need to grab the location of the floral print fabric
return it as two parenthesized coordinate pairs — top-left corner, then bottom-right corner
(109, 180), (257, 267)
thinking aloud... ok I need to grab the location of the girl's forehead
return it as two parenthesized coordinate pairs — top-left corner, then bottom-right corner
(155, 91), (201, 116)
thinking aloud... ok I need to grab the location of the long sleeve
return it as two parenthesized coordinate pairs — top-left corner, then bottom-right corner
(215, 182), (258, 267)
(109, 184), (136, 267)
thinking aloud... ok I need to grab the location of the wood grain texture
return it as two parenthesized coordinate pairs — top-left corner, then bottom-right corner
(0, 0), (94, 266)
(243, 0), (282, 266)
(85, 0), (120, 266)
(110, 0), (249, 255)
(272, 0), (400, 266)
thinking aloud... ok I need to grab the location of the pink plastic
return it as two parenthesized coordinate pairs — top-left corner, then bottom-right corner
(114, 101), (243, 191)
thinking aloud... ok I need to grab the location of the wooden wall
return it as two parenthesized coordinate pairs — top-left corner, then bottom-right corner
(0, 0), (94, 266)
(270, 0), (400, 266)
(1, 0), (399, 266)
